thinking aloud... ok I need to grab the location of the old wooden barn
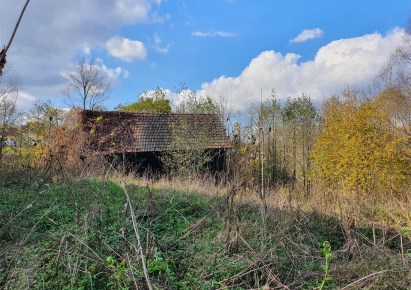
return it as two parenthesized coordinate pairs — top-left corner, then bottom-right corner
(80, 110), (232, 174)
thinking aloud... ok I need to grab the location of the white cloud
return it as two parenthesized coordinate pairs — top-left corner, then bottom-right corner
(192, 31), (237, 37)
(101, 65), (123, 82)
(114, 0), (152, 24)
(290, 28), (323, 43)
(106, 36), (147, 62)
(153, 34), (170, 54)
(83, 46), (91, 55)
(200, 29), (405, 111)
(16, 91), (36, 111)
(0, 0), (162, 102)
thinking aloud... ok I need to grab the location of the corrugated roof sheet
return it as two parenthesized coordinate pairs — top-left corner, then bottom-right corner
(80, 110), (232, 153)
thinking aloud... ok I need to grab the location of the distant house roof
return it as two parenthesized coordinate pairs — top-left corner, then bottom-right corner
(80, 110), (232, 154)
(0, 127), (19, 138)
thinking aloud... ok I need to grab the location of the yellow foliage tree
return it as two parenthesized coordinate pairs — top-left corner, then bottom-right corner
(312, 93), (410, 197)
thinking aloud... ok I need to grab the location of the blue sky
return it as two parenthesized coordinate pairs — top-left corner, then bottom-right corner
(1, 0), (411, 111)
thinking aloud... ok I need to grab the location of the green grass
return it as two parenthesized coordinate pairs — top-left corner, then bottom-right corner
(0, 179), (410, 289)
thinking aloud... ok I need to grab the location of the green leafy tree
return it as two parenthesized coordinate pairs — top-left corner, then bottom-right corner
(162, 87), (230, 177)
(283, 95), (319, 193)
(233, 91), (319, 191)
(27, 100), (64, 145)
(162, 131), (214, 177)
(118, 87), (171, 113)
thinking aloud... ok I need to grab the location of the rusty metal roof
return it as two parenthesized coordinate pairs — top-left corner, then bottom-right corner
(80, 110), (231, 153)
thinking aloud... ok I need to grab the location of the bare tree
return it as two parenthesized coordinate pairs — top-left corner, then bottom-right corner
(63, 56), (111, 110)
(0, 69), (20, 158)
(377, 22), (411, 143)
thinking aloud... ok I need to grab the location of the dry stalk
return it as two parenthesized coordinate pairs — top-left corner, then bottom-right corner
(225, 193), (234, 251)
(125, 252), (139, 290)
(340, 269), (393, 289)
(181, 185), (238, 240)
(0, 202), (34, 232)
(66, 232), (102, 262)
(218, 256), (288, 289)
(121, 182), (153, 290)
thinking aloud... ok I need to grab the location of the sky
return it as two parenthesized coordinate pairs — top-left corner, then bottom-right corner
(1, 0), (411, 112)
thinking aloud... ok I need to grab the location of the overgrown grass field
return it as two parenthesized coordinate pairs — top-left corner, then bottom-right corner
(0, 179), (410, 289)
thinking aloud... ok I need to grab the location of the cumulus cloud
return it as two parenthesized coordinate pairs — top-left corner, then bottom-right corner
(200, 29), (405, 111)
(290, 28), (323, 43)
(106, 36), (147, 62)
(0, 0), (162, 99)
(192, 31), (237, 37)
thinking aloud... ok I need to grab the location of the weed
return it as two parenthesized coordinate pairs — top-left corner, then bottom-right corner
(319, 241), (333, 290)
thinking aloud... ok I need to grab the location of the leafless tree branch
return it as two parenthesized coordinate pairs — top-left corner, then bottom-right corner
(63, 56), (111, 110)
(0, 0), (31, 76)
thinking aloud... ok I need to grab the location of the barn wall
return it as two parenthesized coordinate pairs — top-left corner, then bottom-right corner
(105, 149), (228, 176)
